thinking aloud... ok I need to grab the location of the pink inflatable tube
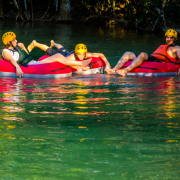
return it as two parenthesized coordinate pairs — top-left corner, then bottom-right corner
(121, 61), (180, 76)
(0, 55), (72, 78)
(71, 57), (106, 75)
(0, 56), (106, 78)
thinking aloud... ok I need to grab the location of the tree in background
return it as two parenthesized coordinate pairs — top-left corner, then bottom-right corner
(0, 0), (180, 32)
(56, 0), (72, 21)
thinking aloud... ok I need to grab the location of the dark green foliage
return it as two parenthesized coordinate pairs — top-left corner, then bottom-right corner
(164, 1), (180, 28)
(2, 0), (56, 20)
(1, 0), (180, 30)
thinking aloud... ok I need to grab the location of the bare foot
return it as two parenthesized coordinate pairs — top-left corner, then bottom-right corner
(77, 67), (83, 74)
(74, 66), (90, 74)
(50, 40), (55, 48)
(106, 68), (116, 74)
(27, 40), (36, 52)
(82, 66), (90, 71)
(115, 69), (128, 76)
(81, 59), (91, 67)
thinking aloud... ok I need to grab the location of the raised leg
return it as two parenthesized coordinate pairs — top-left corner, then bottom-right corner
(28, 40), (49, 52)
(50, 40), (64, 49)
(116, 52), (148, 76)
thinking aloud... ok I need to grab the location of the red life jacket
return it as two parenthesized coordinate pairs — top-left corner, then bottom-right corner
(152, 44), (180, 64)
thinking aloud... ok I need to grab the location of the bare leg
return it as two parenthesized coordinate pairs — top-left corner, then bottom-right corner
(106, 52), (136, 74)
(116, 52), (148, 76)
(50, 40), (64, 49)
(28, 40), (49, 52)
(114, 52), (136, 69)
(38, 53), (91, 70)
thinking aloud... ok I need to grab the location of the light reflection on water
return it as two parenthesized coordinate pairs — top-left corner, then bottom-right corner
(0, 75), (180, 179)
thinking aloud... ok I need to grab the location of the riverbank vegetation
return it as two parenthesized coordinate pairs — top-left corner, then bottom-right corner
(0, 0), (180, 32)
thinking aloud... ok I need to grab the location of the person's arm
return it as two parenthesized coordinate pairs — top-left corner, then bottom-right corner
(87, 52), (111, 71)
(174, 46), (180, 76)
(3, 51), (23, 77)
(175, 46), (180, 59)
(18, 43), (29, 54)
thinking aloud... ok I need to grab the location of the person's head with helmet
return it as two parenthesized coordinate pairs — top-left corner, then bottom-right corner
(165, 29), (177, 45)
(2, 32), (18, 48)
(74, 44), (87, 60)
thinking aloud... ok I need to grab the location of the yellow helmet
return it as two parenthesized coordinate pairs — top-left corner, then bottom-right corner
(165, 29), (177, 39)
(75, 44), (87, 54)
(2, 32), (16, 45)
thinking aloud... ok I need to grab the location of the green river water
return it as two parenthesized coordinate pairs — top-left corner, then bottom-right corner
(0, 21), (180, 180)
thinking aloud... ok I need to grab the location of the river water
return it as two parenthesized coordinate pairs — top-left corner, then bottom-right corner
(0, 21), (180, 179)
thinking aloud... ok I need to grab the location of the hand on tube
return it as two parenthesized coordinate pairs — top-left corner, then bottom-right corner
(16, 66), (23, 78)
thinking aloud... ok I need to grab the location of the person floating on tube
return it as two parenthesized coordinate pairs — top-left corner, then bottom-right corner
(1, 32), (91, 77)
(28, 40), (111, 73)
(107, 29), (180, 76)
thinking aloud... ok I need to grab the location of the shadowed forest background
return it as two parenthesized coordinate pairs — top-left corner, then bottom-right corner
(0, 0), (180, 32)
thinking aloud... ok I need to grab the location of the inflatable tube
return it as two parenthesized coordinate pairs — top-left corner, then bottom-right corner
(72, 57), (106, 74)
(122, 61), (179, 76)
(0, 55), (72, 78)
(39, 56), (105, 75)
(64, 50), (105, 74)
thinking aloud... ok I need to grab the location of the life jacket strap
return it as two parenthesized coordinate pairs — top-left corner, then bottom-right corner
(18, 54), (30, 66)
(152, 53), (180, 65)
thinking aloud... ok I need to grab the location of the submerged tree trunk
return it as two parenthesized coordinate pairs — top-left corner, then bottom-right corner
(24, 0), (29, 20)
(57, 0), (72, 21)
(41, 0), (51, 19)
(13, 0), (24, 21)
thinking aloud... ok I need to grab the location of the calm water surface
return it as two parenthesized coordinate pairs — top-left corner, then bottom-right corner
(0, 22), (180, 179)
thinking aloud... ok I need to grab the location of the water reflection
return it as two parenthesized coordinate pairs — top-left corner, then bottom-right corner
(0, 76), (180, 122)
